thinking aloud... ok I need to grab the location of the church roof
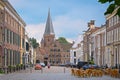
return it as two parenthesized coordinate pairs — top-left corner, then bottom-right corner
(44, 9), (54, 35)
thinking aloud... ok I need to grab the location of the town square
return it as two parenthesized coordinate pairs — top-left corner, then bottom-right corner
(0, 0), (120, 80)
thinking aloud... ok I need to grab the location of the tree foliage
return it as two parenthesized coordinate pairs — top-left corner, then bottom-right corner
(98, 0), (120, 17)
(58, 37), (69, 44)
(29, 38), (39, 49)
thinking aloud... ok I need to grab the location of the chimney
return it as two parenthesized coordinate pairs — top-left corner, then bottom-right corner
(90, 20), (95, 25)
(72, 41), (75, 44)
(77, 43), (81, 47)
(88, 20), (95, 29)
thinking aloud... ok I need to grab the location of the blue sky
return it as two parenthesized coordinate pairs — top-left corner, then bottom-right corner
(9, 0), (108, 43)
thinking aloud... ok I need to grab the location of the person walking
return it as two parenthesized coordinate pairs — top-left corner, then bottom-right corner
(47, 62), (50, 69)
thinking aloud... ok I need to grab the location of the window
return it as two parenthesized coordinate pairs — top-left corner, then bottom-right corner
(22, 39), (25, 48)
(67, 50), (70, 52)
(10, 30), (12, 44)
(119, 27), (120, 41)
(117, 15), (119, 24)
(54, 44), (57, 47)
(58, 49), (60, 52)
(108, 15), (119, 27)
(74, 59), (76, 64)
(26, 42), (29, 51)
(74, 51), (76, 57)
(7, 49), (9, 66)
(114, 16), (116, 25)
(111, 30), (113, 43)
(107, 31), (111, 44)
(117, 28), (119, 41)
(50, 49), (53, 51)
(13, 32), (15, 44)
(111, 17), (113, 27)
(10, 50), (12, 65)
(114, 29), (117, 42)
(6, 29), (10, 43)
(107, 32), (108, 44)
(109, 19), (111, 27)
(5, 13), (7, 22)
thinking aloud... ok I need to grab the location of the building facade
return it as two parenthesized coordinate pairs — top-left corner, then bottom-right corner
(70, 35), (83, 65)
(40, 10), (72, 65)
(90, 25), (106, 66)
(0, 0), (26, 69)
(106, 7), (120, 67)
(83, 20), (99, 62)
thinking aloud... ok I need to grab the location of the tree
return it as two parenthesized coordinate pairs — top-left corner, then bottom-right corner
(98, 0), (120, 17)
(58, 37), (69, 44)
(29, 38), (39, 49)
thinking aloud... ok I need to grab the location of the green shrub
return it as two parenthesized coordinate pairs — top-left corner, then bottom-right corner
(89, 60), (94, 64)
(0, 69), (5, 74)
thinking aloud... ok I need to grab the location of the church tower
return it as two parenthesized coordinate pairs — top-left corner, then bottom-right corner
(41, 9), (55, 47)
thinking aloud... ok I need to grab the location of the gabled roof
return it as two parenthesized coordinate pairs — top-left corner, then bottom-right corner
(44, 9), (54, 35)
(72, 35), (83, 48)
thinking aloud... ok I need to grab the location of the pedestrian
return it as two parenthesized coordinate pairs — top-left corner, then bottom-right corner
(47, 62), (50, 69)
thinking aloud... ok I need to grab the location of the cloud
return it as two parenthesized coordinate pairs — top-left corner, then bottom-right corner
(26, 14), (87, 44)
(53, 15), (87, 39)
(26, 23), (45, 43)
(9, 0), (106, 44)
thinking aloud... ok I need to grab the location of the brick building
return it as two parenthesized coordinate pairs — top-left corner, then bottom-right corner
(0, 0), (26, 69)
(40, 10), (72, 65)
(83, 20), (99, 62)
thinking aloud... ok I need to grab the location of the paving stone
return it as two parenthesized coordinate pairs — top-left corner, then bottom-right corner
(0, 66), (120, 80)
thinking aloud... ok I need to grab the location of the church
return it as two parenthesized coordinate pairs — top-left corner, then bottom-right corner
(39, 10), (72, 66)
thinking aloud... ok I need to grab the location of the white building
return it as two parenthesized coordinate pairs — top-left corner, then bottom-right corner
(25, 33), (34, 65)
(70, 35), (83, 65)
(25, 33), (30, 65)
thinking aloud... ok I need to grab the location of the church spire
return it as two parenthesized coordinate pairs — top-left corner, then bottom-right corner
(44, 9), (54, 35)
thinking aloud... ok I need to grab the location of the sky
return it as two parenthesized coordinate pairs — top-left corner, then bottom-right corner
(9, 0), (108, 43)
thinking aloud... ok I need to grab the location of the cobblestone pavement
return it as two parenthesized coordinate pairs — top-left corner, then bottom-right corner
(0, 66), (120, 80)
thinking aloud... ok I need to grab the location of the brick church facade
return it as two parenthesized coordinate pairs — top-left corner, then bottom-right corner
(39, 10), (72, 65)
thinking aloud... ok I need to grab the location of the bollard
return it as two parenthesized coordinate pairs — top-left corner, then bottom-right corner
(30, 67), (32, 73)
(5, 67), (7, 74)
(64, 67), (65, 73)
(41, 68), (43, 73)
